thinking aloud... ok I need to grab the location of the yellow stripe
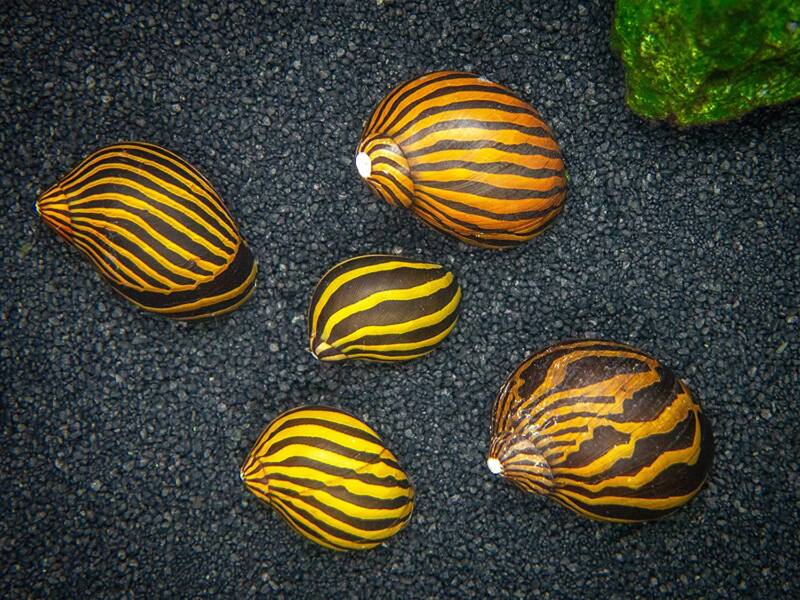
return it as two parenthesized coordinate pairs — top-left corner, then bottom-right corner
(267, 488), (405, 541)
(412, 197), (542, 246)
(550, 397), (692, 478)
(399, 124), (556, 150)
(517, 372), (660, 433)
(125, 143), (221, 202)
(309, 258), (441, 340)
(269, 496), (377, 551)
(368, 72), (483, 134)
(311, 341), (348, 360)
(70, 234), (135, 287)
(73, 217), (192, 288)
(553, 415), (704, 496)
(325, 350), (430, 362)
(70, 222), (175, 289)
(249, 454), (408, 487)
(547, 495), (638, 523)
(65, 165), (237, 247)
(270, 478), (409, 520)
(264, 443), (378, 474)
(72, 215), (209, 284)
(67, 185), (235, 261)
(257, 408), (380, 446)
(319, 273), (454, 341)
(340, 314), (458, 354)
(328, 289), (460, 349)
(256, 465), (409, 500)
(408, 146), (557, 167)
(70, 200), (231, 270)
(244, 482), (270, 504)
(388, 94), (534, 139)
(517, 350), (658, 415)
(268, 496), (356, 550)
(414, 169), (563, 194)
(58, 146), (236, 239)
(265, 422), (387, 456)
(121, 258), (257, 314)
(553, 409), (701, 491)
(179, 278), (257, 320)
(552, 484), (703, 513)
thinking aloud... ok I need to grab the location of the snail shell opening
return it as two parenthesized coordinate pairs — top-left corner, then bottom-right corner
(487, 457), (503, 475)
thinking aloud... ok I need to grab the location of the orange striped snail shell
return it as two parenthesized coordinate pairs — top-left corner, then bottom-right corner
(35, 142), (257, 319)
(487, 340), (714, 522)
(356, 71), (567, 250)
(240, 405), (415, 551)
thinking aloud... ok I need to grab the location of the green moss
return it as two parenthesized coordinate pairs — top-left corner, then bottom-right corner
(611, 0), (800, 125)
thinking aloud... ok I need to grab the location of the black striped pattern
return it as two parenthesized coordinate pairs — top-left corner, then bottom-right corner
(487, 340), (714, 522)
(307, 254), (461, 362)
(240, 406), (414, 551)
(35, 142), (257, 319)
(356, 71), (567, 249)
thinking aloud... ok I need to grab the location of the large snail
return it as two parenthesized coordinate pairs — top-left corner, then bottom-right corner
(487, 339), (714, 522)
(35, 142), (257, 319)
(240, 405), (415, 551)
(308, 254), (461, 362)
(356, 71), (567, 249)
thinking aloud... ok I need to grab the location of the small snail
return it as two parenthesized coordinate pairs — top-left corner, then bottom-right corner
(487, 340), (714, 522)
(35, 142), (257, 319)
(356, 71), (567, 249)
(308, 254), (461, 362)
(240, 405), (415, 551)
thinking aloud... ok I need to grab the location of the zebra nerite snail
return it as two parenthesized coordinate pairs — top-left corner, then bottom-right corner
(308, 254), (461, 362)
(241, 405), (415, 551)
(36, 142), (257, 319)
(356, 71), (567, 249)
(487, 339), (714, 522)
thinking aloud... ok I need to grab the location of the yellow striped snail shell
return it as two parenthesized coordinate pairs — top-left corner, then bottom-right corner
(35, 142), (257, 319)
(240, 405), (415, 551)
(356, 71), (567, 250)
(487, 340), (714, 523)
(307, 254), (461, 362)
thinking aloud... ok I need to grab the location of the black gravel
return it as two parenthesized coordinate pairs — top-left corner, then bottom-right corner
(2, 1), (799, 598)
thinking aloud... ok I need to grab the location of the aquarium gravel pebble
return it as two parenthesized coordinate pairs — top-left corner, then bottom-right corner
(2, 1), (799, 597)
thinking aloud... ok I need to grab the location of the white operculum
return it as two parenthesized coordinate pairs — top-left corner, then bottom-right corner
(487, 457), (502, 475)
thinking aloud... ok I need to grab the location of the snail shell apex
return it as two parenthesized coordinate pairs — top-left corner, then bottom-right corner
(356, 136), (414, 209)
(36, 142), (257, 319)
(488, 339), (714, 523)
(356, 71), (567, 249)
